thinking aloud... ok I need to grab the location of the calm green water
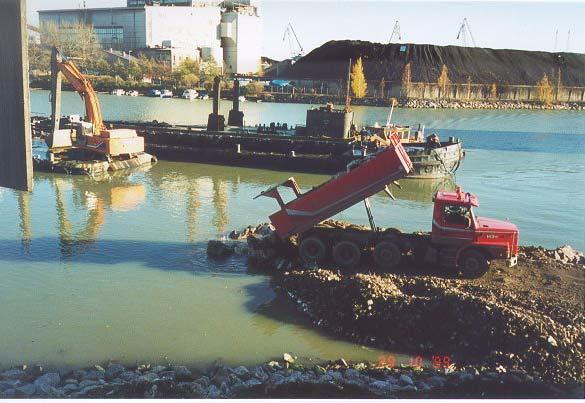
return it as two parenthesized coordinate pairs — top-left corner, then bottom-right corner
(0, 91), (583, 368)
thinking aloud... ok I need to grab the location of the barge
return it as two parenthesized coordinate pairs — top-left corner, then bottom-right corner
(30, 77), (464, 178)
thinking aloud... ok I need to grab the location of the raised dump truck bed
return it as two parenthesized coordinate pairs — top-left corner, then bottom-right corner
(257, 134), (518, 278)
(255, 135), (412, 238)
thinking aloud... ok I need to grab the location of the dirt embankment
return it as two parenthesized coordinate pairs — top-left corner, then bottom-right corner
(209, 223), (585, 388)
(283, 41), (585, 86)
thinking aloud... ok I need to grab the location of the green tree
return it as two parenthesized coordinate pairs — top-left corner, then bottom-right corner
(174, 58), (200, 87)
(537, 73), (553, 105)
(111, 60), (128, 80)
(350, 57), (367, 99)
(244, 82), (264, 96)
(40, 22), (103, 71)
(95, 59), (111, 76)
(128, 61), (143, 81)
(28, 41), (50, 74)
(199, 58), (222, 87)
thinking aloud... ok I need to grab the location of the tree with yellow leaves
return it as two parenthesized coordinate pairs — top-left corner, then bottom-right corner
(537, 73), (553, 105)
(490, 83), (497, 100)
(437, 65), (450, 99)
(351, 57), (368, 99)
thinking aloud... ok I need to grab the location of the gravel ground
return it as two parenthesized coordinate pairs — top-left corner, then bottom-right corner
(212, 223), (584, 390)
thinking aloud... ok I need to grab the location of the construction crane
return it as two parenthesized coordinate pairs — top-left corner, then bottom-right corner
(566, 29), (571, 52)
(389, 20), (402, 43)
(456, 18), (477, 47)
(283, 22), (304, 62)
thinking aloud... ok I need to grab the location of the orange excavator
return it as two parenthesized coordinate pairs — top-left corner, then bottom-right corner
(47, 47), (150, 162)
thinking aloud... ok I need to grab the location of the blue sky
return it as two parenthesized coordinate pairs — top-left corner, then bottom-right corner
(28, 0), (585, 60)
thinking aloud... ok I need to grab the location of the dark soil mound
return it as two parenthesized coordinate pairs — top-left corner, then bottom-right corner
(281, 270), (584, 384)
(284, 40), (585, 86)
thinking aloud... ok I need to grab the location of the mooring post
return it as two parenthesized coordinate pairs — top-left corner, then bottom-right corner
(228, 79), (244, 127)
(0, 0), (33, 191)
(213, 76), (221, 115)
(207, 76), (225, 131)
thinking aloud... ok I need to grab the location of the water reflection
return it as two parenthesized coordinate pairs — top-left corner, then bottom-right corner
(17, 191), (32, 251)
(186, 181), (201, 243)
(28, 169), (150, 259)
(212, 179), (229, 232)
(393, 177), (456, 203)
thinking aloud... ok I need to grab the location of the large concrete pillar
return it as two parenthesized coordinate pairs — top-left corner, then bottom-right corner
(0, 0), (33, 191)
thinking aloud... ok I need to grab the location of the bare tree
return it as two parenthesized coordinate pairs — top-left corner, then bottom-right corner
(437, 65), (450, 99)
(401, 62), (411, 98)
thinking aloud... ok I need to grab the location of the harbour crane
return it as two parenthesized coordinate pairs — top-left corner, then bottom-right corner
(456, 18), (477, 47)
(283, 22), (304, 62)
(389, 20), (402, 43)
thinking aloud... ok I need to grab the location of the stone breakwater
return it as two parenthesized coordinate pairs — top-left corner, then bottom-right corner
(401, 99), (584, 111)
(1, 357), (581, 399)
(257, 93), (584, 110)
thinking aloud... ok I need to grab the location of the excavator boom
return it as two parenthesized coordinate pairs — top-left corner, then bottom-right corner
(48, 47), (146, 157)
(52, 47), (104, 133)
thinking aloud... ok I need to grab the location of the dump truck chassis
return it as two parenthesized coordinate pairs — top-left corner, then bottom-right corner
(298, 223), (491, 278)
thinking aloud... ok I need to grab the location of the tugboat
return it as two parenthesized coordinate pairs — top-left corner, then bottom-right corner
(296, 102), (465, 179)
(363, 123), (464, 179)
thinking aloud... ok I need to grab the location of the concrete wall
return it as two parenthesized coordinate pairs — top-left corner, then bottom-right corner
(145, 5), (221, 62)
(403, 83), (585, 102)
(219, 8), (262, 74)
(265, 78), (585, 103)
(39, 8), (147, 51)
(39, 5), (223, 64)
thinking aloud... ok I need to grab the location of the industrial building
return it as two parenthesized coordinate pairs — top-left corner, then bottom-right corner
(38, 0), (262, 74)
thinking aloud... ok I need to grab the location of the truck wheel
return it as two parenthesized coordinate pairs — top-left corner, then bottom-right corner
(458, 250), (490, 278)
(374, 241), (402, 270)
(332, 241), (361, 269)
(299, 236), (327, 264)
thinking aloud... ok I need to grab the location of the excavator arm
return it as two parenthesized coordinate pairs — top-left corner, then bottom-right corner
(48, 47), (146, 157)
(51, 47), (104, 134)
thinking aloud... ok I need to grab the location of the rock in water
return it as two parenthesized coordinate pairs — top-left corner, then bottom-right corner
(207, 240), (236, 258)
(34, 373), (60, 388)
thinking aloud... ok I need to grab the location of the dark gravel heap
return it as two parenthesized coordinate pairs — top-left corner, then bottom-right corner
(281, 269), (584, 384)
(284, 40), (585, 86)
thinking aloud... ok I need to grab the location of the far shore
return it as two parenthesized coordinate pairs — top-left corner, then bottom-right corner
(29, 83), (584, 111)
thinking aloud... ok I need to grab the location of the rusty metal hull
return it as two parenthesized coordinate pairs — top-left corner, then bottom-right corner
(404, 142), (465, 179)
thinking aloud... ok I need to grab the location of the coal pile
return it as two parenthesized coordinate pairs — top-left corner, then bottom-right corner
(281, 269), (584, 384)
(284, 41), (585, 86)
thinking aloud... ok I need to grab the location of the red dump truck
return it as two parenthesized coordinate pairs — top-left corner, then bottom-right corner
(256, 135), (518, 277)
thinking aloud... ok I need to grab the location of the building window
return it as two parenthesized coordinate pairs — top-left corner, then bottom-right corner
(94, 26), (124, 50)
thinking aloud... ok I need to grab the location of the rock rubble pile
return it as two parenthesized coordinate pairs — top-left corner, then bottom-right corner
(1, 358), (580, 399)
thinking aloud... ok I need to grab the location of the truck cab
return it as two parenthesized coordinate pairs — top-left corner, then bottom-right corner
(431, 187), (519, 276)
